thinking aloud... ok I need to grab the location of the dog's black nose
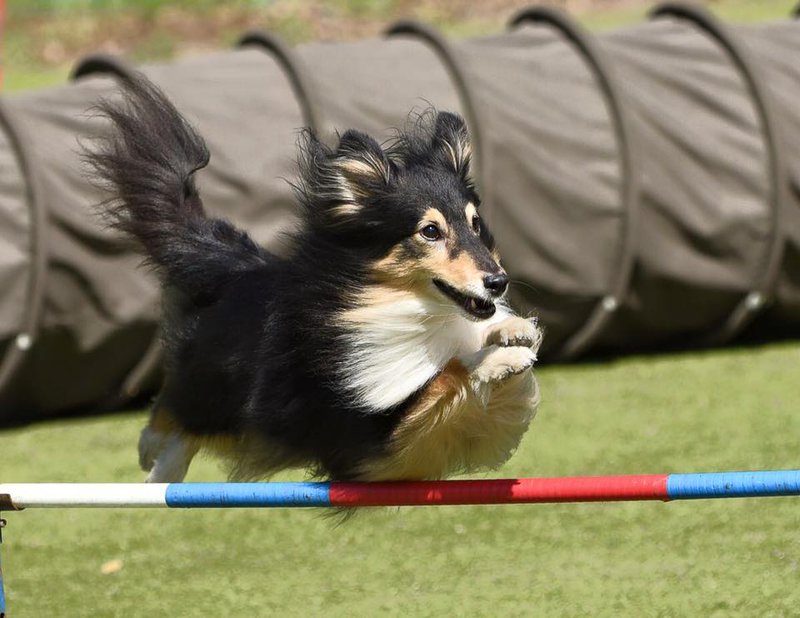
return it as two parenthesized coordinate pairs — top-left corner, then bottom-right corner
(483, 273), (508, 297)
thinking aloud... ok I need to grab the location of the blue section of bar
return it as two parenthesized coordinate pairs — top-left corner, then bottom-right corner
(164, 482), (331, 508)
(667, 470), (800, 500)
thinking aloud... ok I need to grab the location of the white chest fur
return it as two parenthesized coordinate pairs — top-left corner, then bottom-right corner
(339, 292), (512, 412)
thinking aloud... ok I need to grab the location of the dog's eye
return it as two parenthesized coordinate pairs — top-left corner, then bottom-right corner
(472, 215), (481, 234)
(420, 224), (442, 241)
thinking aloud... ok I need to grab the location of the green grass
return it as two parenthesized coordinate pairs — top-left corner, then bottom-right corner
(2, 342), (799, 616)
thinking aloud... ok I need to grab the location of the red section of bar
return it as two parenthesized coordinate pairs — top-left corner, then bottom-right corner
(329, 475), (670, 506)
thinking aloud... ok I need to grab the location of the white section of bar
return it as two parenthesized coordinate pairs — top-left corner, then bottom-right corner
(0, 484), (169, 508)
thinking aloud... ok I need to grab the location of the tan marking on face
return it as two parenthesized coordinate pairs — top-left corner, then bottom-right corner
(416, 207), (484, 290)
(370, 245), (419, 286)
(438, 252), (482, 289)
(418, 208), (449, 237)
(466, 202), (502, 266)
(371, 239), (485, 295)
(357, 358), (538, 481)
(368, 206), (489, 296)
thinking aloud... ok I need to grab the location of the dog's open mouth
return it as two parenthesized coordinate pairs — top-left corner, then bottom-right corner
(433, 279), (496, 319)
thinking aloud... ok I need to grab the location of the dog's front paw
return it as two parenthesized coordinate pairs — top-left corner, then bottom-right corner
(484, 316), (540, 349)
(470, 345), (536, 384)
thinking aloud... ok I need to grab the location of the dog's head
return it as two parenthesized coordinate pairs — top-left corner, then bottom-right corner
(296, 112), (505, 320)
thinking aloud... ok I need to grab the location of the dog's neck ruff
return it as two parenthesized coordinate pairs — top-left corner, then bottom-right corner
(339, 288), (510, 412)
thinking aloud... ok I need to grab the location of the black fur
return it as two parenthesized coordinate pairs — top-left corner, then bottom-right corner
(89, 76), (266, 307)
(90, 74), (501, 480)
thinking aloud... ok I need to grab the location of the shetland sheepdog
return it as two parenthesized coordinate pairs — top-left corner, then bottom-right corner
(90, 74), (542, 483)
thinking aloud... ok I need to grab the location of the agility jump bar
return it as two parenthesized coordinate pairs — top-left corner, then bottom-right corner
(2, 471), (800, 509)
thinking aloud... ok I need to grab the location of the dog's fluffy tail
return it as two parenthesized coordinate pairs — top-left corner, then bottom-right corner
(89, 73), (266, 303)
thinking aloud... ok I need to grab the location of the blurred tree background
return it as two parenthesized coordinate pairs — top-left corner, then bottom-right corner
(1, 0), (796, 92)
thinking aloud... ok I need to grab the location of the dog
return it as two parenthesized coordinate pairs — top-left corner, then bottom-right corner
(90, 74), (542, 483)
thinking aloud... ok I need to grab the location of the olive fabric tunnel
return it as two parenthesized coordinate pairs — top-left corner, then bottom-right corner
(1, 3), (799, 420)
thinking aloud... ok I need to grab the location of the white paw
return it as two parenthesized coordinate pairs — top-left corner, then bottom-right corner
(471, 345), (536, 384)
(484, 316), (540, 349)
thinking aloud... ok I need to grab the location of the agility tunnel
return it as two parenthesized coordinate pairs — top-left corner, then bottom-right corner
(2, 3), (800, 419)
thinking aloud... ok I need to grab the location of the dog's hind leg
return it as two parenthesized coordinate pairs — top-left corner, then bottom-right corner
(139, 403), (198, 483)
(145, 432), (199, 483)
(139, 425), (165, 472)
(138, 401), (172, 472)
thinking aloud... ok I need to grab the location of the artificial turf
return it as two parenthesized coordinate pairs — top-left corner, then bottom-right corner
(2, 341), (799, 616)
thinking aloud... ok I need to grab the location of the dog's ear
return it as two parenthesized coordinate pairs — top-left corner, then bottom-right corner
(431, 112), (472, 180)
(331, 130), (392, 209)
(296, 129), (393, 223)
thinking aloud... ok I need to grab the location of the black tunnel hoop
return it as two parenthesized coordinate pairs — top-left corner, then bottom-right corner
(237, 31), (325, 134)
(0, 101), (49, 395)
(71, 54), (135, 82)
(509, 6), (642, 361)
(650, 3), (790, 346)
(385, 21), (490, 208)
